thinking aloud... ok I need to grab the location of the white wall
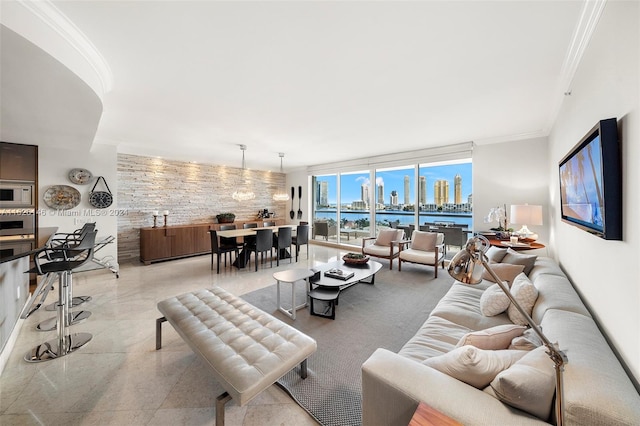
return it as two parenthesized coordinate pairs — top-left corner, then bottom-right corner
(285, 168), (312, 225)
(38, 143), (118, 262)
(548, 1), (639, 380)
(472, 137), (550, 246)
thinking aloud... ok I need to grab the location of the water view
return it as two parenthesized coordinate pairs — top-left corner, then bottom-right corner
(312, 161), (473, 237)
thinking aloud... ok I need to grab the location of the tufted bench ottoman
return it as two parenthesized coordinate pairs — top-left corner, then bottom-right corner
(156, 286), (317, 426)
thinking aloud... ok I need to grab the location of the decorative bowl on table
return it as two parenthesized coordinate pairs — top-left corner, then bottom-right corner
(342, 253), (369, 265)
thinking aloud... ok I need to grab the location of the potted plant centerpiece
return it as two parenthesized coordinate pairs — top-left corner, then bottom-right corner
(216, 212), (236, 224)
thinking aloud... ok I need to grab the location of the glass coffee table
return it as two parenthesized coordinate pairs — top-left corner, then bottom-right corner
(307, 259), (382, 319)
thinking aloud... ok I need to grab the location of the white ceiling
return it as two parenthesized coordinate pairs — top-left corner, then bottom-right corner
(2, 1), (590, 172)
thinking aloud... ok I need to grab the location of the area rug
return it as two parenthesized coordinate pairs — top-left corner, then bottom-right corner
(241, 264), (454, 426)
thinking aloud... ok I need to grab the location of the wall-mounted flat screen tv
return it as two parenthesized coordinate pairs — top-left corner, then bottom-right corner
(559, 118), (621, 240)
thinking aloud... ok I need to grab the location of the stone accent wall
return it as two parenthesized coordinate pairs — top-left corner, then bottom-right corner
(117, 153), (288, 263)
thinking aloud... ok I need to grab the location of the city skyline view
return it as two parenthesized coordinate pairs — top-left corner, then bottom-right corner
(315, 161), (472, 208)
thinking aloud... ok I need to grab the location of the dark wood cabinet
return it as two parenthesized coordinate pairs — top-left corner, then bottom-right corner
(0, 142), (38, 181)
(140, 228), (173, 263)
(140, 225), (211, 264)
(192, 225), (212, 254)
(139, 220), (284, 264)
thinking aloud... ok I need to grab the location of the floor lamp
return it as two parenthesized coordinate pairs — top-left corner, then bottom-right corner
(447, 236), (568, 426)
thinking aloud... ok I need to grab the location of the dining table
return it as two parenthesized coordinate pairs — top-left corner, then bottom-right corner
(215, 225), (297, 269)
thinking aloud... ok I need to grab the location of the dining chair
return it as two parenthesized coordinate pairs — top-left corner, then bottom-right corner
(292, 224), (309, 261)
(274, 227), (292, 266)
(243, 222), (258, 246)
(219, 224), (243, 250)
(248, 229), (273, 271)
(263, 221), (276, 227)
(209, 230), (239, 274)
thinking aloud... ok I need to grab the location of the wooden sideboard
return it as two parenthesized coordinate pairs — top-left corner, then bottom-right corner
(139, 220), (284, 264)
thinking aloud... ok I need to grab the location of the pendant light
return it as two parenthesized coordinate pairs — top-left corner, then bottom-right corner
(273, 152), (290, 201)
(232, 145), (256, 201)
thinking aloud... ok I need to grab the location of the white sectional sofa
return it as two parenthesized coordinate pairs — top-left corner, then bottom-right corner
(362, 252), (640, 425)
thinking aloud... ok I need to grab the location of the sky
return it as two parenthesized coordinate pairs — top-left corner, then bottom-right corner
(317, 161), (472, 205)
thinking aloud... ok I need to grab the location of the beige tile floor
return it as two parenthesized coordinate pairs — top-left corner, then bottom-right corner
(0, 244), (353, 426)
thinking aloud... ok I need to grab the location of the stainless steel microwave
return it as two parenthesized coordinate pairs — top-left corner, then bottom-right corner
(0, 181), (34, 207)
(0, 209), (36, 236)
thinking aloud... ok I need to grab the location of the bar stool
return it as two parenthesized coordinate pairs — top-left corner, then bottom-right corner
(36, 229), (97, 331)
(25, 231), (97, 362)
(44, 223), (96, 311)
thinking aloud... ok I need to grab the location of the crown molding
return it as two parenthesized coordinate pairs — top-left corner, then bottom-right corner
(543, 0), (607, 134)
(16, 0), (113, 96)
(559, 0), (607, 92)
(473, 130), (547, 146)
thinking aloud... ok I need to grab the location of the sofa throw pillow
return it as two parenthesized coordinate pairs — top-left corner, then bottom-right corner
(456, 324), (527, 349)
(490, 346), (555, 420)
(501, 249), (537, 275)
(486, 246), (508, 263)
(375, 229), (397, 246)
(509, 328), (543, 351)
(481, 263), (525, 286)
(423, 345), (527, 389)
(480, 284), (511, 316)
(507, 273), (539, 326)
(411, 231), (437, 251)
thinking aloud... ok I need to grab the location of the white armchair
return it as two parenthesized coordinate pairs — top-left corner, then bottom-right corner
(361, 229), (405, 269)
(397, 230), (445, 277)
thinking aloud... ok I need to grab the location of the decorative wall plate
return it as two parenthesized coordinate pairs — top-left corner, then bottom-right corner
(68, 168), (93, 184)
(43, 185), (81, 210)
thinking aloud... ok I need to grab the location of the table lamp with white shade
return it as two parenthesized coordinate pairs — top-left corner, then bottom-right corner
(510, 204), (543, 240)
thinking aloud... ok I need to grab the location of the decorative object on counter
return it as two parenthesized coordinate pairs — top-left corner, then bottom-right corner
(447, 235), (568, 426)
(43, 185), (81, 210)
(510, 204), (543, 241)
(297, 186), (303, 219)
(484, 204), (512, 232)
(231, 144), (256, 201)
(163, 210), (169, 226)
(216, 212), (235, 224)
(68, 168), (93, 185)
(343, 253), (370, 265)
(88, 176), (113, 208)
(152, 211), (159, 228)
(257, 209), (273, 219)
(273, 153), (290, 201)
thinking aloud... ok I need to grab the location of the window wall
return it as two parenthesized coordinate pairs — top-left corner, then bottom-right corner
(339, 170), (370, 243)
(309, 143), (473, 247)
(418, 161), (473, 229)
(375, 166), (416, 237)
(312, 174), (338, 241)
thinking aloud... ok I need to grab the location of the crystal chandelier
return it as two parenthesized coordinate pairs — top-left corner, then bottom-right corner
(273, 153), (290, 201)
(232, 145), (256, 201)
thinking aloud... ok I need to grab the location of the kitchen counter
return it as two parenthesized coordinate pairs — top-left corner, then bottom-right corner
(0, 227), (57, 373)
